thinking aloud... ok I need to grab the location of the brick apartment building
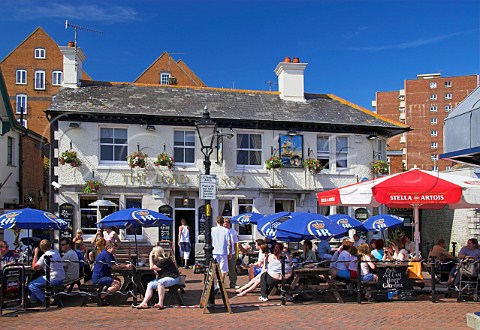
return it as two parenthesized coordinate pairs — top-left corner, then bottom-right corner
(373, 73), (479, 173)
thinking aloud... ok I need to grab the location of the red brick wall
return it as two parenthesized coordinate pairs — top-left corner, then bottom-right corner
(135, 53), (205, 87)
(21, 135), (47, 209)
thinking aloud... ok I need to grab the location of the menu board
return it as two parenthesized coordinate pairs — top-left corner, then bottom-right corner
(1, 265), (24, 311)
(59, 203), (74, 242)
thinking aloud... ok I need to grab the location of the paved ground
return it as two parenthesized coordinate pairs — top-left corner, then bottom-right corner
(2, 269), (479, 329)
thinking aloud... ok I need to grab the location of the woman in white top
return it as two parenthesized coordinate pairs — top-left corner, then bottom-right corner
(178, 218), (191, 269)
(103, 227), (121, 247)
(384, 239), (409, 261)
(236, 243), (269, 296)
(258, 243), (293, 302)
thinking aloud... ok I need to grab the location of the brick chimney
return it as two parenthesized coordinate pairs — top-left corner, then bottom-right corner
(59, 43), (86, 88)
(274, 57), (307, 102)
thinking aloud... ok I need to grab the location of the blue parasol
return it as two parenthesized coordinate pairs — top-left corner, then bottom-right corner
(257, 212), (292, 239)
(361, 214), (404, 232)
(276, 212), (347, 240)
(230, 212), (264, 225)
(0, 208), (68, 230)
(97, 208), (172, 229)
(327, 214), (363, 230)
(97, 208), (173, 261)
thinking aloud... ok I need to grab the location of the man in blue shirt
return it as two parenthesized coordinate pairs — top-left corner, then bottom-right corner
(316, 240), (333, 260)
(92, 243), (133, 295)
(0, 240), (16, 265)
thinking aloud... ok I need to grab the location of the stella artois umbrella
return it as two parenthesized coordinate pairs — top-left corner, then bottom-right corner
(317, 169), (480, 256)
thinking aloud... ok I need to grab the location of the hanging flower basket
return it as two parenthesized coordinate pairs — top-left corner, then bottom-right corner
(83, 180), (102, 193)
(303, 158), (323, 174)
(371, 160), (389, 175)
(154, 152), (174, 169)
(59, 150), (82, 167)
(265, 156), (284, 170)
(127, 151), (148, 168)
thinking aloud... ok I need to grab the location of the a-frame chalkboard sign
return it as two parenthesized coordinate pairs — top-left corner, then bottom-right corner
(199, 260), (232, 314)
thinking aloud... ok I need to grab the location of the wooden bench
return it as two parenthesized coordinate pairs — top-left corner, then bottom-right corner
(163, 275), (186, 306)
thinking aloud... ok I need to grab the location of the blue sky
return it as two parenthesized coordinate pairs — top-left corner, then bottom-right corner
(0, 0), (478, 110)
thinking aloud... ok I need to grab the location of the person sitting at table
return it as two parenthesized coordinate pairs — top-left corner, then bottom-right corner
(89, 237), (106, 265)
(136, 246), (180, 309)
(442, 238), (480, 286)
(258, 243), (293, 302)
(349, 246), (358, 278)
(90, 228), (103, 244)
(92, 242), (133, 300)
(353, 233), (366, 247)
(75, 241), (90, 280)
(28, 239), (65, 304)
(265, 237), (278, 254)
(371, 239), (385, 261)
(316, 239), (333, 261)
(404, 235), (414, 254)
(336, 241), (353, 280)
(357, 243), (378, 282)
(248, 239), (265, 281)
(237, 243), (269, 297)
(384, 239), (409, 261)
(60, 238), (79, 283)
(73, 230), (84, 245)
(330, 238), (351, 278)
(103, 227), (121, 247)
(0, 240), (16, 266)
(301, 240), (317, 263)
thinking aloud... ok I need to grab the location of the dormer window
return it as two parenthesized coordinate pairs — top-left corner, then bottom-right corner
(160, 72), (170, 85)
(35, 48), (46, 59)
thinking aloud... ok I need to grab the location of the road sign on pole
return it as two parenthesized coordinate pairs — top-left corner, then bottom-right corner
(200, 175), (217, 200)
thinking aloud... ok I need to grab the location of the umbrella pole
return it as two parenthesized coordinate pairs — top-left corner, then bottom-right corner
(413, 205), (420, 257)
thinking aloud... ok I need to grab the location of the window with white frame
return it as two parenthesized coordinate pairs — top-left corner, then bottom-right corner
(430, 94), (437, 100)
(16, 119), (27, 128)
(34, 70), (45, 90)
(445, 105), (452, 112)
(16, 94), (27, 114)
(446, 166), (451, 170)
(399, 107), (405, 112)
(431, 154), (438, 161)
(160, 72), (170, 85)
(432, 166), (438, 172)
(52, 71), (62, 86)
(34, 48), (46, 59)
(398, 95), (405, 101)
(174, 130), (195, 164)
(99, 127), (128, 162)
(430, 118), (437, 125)
(445, 81), (452, 88)
(237, 133), (262, 166)
(430, 105), (437, 112)
(430, 82), (437, 89)
(445, 93), (452, 100)
(431, 130), (438, 137)
(7, 137), (14, 166)
(336, 136), (349, 168)
(431, 142), (438, 149)
(316, 135), (330, 169)
(238, 199), (254, 236)
(16, 70), (26, 84)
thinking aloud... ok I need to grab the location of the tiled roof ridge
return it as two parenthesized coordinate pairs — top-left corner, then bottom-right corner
(80, 80), (280, 95)
(326, 93), (409, 128)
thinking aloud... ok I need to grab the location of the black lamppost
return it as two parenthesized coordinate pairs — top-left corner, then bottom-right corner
(195, 106), (217, 268)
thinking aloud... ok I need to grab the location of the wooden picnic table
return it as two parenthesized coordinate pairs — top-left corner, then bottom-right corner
(290, 266), (344, 303)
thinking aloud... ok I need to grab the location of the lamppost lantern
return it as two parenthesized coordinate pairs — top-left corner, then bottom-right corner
(195, 106), (217, 295)
(196, 106), (217, 157)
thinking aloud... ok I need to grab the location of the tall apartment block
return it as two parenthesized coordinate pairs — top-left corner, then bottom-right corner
(372, 73), (479, 173)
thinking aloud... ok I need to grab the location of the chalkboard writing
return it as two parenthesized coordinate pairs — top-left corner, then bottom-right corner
(371, 265), (418, 302)
(1, 265), (24, 311)
(59, 203), (74, 243)
(158, 205), (173, 242)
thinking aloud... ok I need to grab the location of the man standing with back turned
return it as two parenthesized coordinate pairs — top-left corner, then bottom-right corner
(211, 216), (231, 284)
